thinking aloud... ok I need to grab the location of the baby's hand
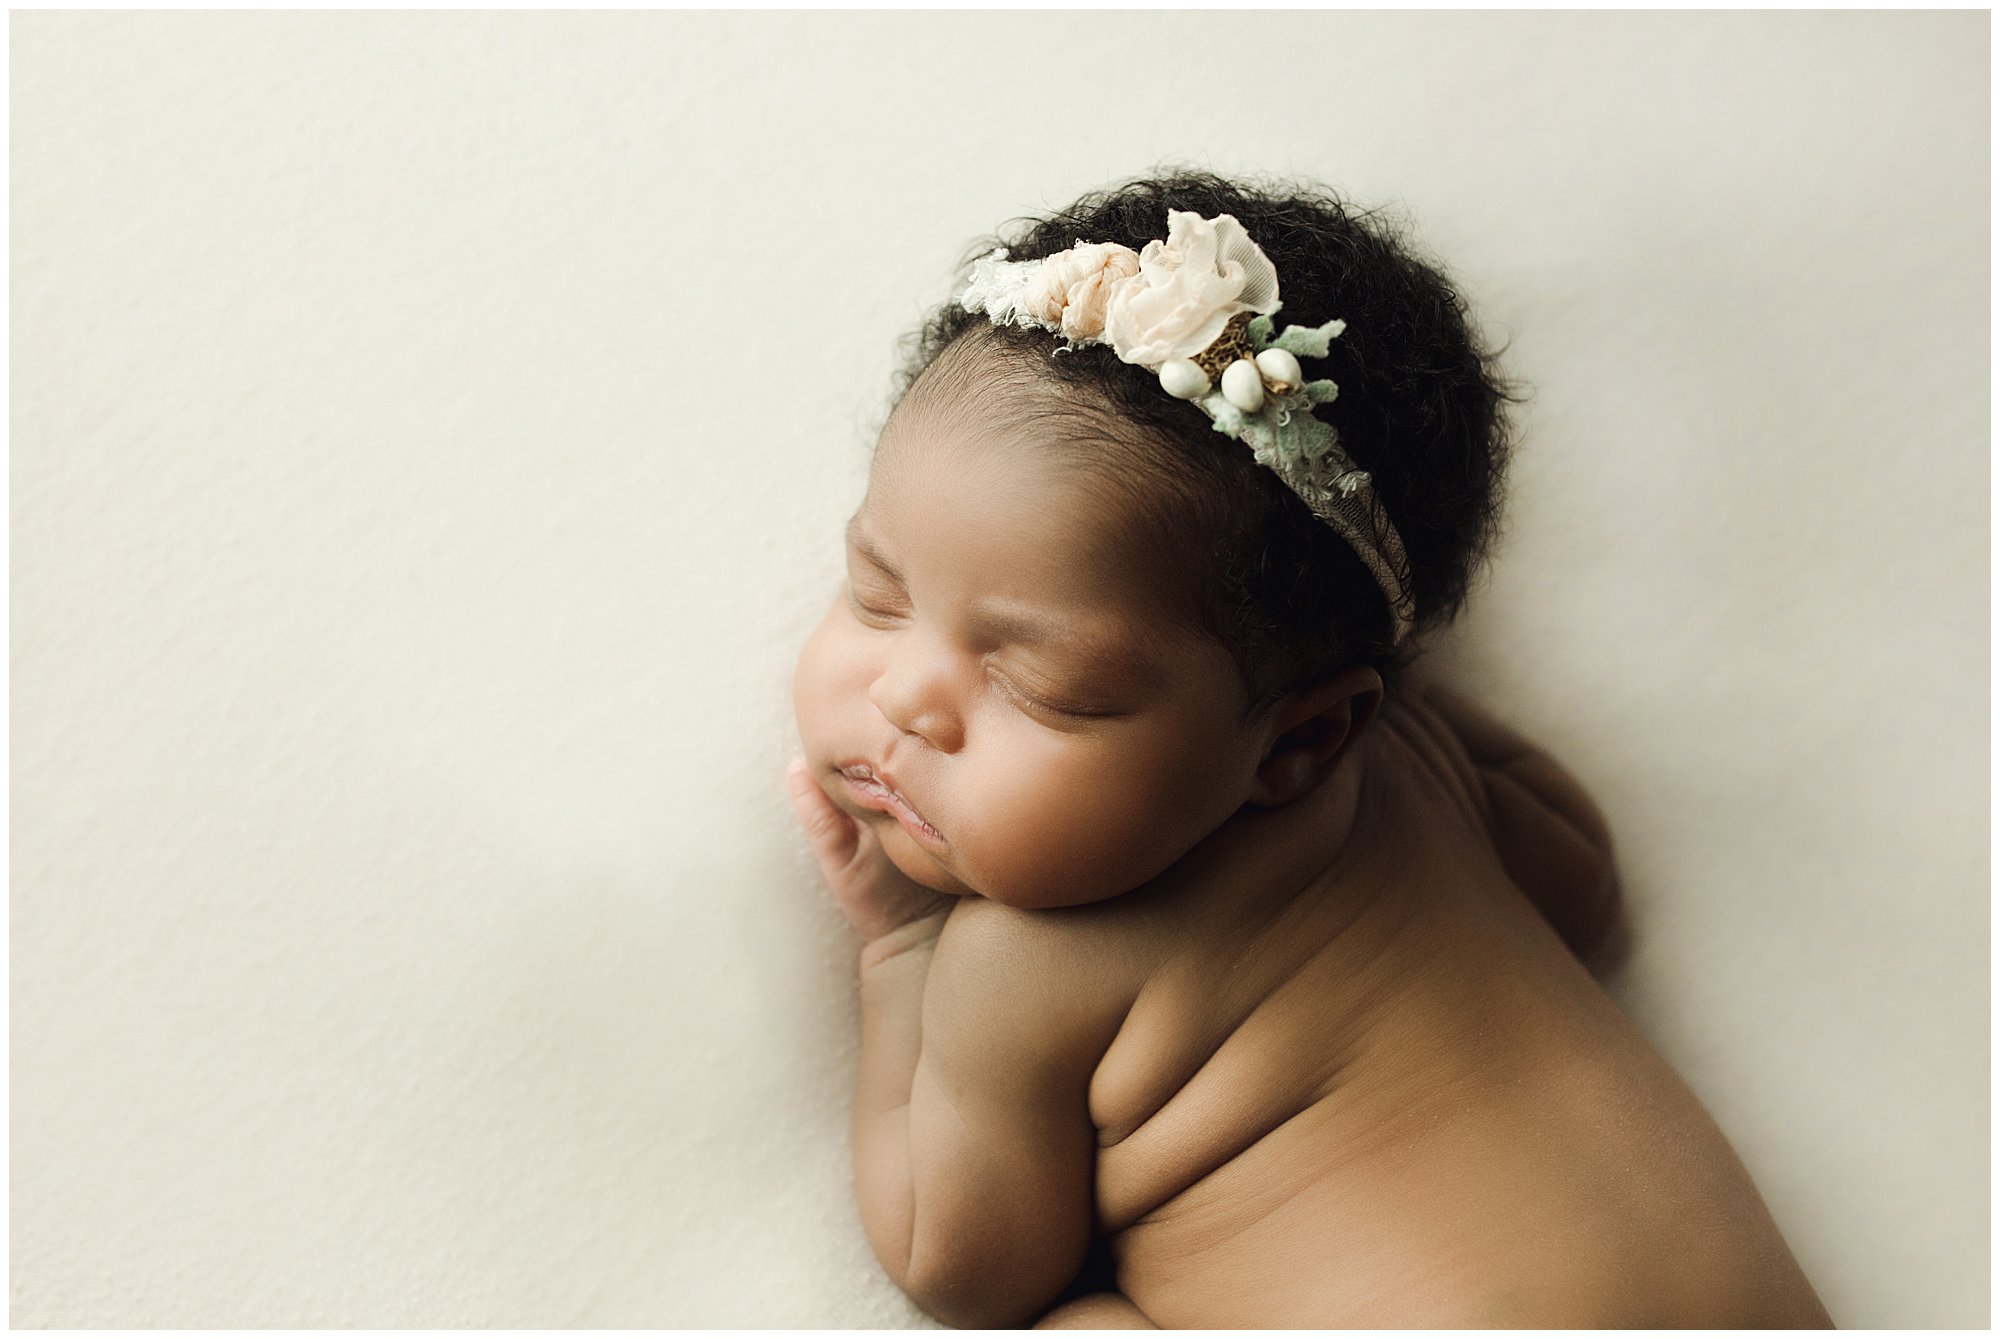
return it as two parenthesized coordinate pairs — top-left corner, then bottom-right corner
(786, 757), (955, 944)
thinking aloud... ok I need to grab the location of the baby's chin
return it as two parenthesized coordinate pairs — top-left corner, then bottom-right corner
(881, 830), (1111, 909)
(874, 822), (978, 899)
(924, 857), (1135, 911)
(871, 807), (1158, 909)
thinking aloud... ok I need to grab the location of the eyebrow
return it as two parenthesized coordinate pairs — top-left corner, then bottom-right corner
(844, 516), (1166, 694)
(846, 517), (905, 585)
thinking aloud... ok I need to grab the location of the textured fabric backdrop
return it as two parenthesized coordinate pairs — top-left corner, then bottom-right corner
(12, 10), (1987, 1328)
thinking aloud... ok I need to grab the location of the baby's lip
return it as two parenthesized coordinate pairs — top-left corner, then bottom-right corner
(838, 758), (891, 789)
(836, 760), (941, 837)
(838, 759), (909, 804)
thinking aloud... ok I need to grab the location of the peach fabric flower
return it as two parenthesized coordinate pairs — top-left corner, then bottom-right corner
(1022, 241), (1142, 341)
(1101, 211), (1283, 366)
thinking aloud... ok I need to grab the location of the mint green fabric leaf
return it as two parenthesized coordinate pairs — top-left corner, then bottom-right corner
(1188, 382), (1345, 468)
(1272, 318), (1348, 360)
(1273, 411), (1338, 464)
(1247, 314), (1275, 349)
(1198, 393), (1250, 439)
(1288, 417), (1336, 463)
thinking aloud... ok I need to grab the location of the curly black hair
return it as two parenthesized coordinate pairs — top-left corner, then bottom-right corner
(882, 167), (1523, 720)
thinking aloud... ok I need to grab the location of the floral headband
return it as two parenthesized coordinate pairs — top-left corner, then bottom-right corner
(956, 210), (1415, 647)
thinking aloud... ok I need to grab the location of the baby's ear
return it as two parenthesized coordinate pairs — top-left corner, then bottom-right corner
(1246, 665), (1383, 808)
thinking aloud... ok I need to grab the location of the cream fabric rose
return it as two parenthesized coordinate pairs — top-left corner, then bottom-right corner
(1101, 211), (1283, 366)
(1022, 241), (1142, 341)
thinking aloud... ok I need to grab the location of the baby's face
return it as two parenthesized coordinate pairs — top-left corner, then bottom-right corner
(793, 375), (1272, 909)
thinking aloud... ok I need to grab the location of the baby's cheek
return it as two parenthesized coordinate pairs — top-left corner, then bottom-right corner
(791, 605), (853, 739)
(971, 771), (1169, 908)
(1075, 774), (1213, 898)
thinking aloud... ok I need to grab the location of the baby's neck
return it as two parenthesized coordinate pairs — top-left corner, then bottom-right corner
(1128, 744), (1380, 925)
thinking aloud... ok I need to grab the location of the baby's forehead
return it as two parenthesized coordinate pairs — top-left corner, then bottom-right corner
(871, 329), (1212, 614)
(865, 423), (1163, 590)
(851, 490), (1204, 679)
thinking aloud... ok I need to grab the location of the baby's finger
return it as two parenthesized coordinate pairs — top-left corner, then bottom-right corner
(786, 757), (860, 868)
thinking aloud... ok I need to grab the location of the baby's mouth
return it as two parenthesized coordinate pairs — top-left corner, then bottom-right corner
(839, 765), (944, 843)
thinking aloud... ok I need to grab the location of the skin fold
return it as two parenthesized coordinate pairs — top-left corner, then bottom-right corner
(787, 341), (1832, 1329)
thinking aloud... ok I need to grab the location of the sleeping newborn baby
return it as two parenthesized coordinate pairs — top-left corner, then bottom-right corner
(786, 172), (1831, 1328)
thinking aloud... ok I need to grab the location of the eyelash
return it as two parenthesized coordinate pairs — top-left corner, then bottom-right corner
(992, 671), (1099, 720)
(845, 588), (1105, 720)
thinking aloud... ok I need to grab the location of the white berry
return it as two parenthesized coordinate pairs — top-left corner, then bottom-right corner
(1221, 358), (1266, 412)
(1158, 359), (1210, 400)
(1254, 347), (1303, 393)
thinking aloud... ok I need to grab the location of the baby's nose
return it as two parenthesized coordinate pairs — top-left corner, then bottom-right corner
(868, 657), (962, 753)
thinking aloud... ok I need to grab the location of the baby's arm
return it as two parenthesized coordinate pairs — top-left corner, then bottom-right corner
(866, 903), (1114, 1326)
(787, 761), (1117, 1327)
(1418, 686), (1625, 969)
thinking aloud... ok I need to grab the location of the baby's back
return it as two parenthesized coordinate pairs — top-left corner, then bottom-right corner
(1052, 690), (1829, 1327)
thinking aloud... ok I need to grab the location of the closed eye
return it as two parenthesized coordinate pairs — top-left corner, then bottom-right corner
(845, 581), (1121, 722)
(990, 670), (1118, 721)
(845, 586), (904, 624)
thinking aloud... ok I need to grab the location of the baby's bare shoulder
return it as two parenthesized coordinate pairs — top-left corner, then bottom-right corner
(937, 892), (1151, 968)
(1398, 683), (1624, 968)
